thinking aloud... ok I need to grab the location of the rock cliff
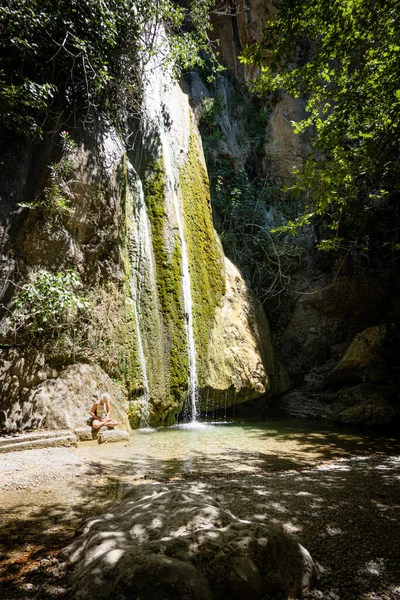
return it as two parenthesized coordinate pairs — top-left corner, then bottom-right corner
(0, 59), (280, 431)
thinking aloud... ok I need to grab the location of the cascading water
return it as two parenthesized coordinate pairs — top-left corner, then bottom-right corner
(141, 50), (199, 422)
(129, 175), (156, 428)
(159, 131), (199, 422)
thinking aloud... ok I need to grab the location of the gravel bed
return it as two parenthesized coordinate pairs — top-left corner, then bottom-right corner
(177, 455), (400, 600)
(1, 448), (399, 600)
(0, 447), (86, 492)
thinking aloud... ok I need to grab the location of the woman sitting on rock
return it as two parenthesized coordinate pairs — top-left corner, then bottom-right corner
(89, 393), (118, 429)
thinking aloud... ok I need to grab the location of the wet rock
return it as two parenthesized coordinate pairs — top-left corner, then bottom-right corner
(97, 429), (129, 444)
(64, 484), (318, 600)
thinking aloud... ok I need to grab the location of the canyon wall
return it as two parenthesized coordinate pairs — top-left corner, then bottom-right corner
(0, 57), (283, 431)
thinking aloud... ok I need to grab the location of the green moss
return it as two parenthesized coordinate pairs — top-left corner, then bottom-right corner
(180, 129), (225, 384)
(169, 240), (189, 402)
(143, 158), (188, 412)
(112, 154), (141, 396)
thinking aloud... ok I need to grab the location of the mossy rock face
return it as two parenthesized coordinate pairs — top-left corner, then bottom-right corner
(142, 157), (189, 424)
(180, 128), (225, 386)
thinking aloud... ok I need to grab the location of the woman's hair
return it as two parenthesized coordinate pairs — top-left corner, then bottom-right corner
(100, 392), (111, 403)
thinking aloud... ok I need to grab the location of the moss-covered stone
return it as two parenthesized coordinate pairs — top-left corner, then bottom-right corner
(143, 158), (188, 417)
(180, 129), (225, 385)
(168, 240), (189, 405)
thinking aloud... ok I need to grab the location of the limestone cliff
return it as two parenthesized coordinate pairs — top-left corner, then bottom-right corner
(0, 64), (280, 431)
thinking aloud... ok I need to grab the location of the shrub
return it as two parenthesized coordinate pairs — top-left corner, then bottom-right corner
(7, 269), (89, 341)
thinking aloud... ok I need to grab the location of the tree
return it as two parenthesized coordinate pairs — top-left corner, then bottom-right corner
(241, 0), (400, 252)
(0, 0), (215, 136)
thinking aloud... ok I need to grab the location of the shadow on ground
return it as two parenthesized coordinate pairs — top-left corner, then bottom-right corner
(1, 420), (399, 599)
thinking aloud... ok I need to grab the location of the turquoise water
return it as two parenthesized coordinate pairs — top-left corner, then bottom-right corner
(76, 418), (400, 479)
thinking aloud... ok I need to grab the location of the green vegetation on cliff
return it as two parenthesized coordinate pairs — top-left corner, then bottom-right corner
(143, 158), (188, 410)
(0, 0), (216, 135)
(180, 131), (225, 382)
(241, 0), (400, 254)
(199, 81), (300, 305)
(5, 269), (89, 342)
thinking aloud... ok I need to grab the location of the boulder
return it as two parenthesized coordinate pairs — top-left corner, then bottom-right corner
(97, 429), (129, 444)
(327, 325), (389, 386)
(202, 259), (288, 411)
(336, 399), (395, 425)
(0, 359), (130, 432)
(74, 427), (96, 441)
(64, 484), (318, 600)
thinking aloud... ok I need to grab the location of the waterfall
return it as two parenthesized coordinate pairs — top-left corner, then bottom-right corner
(159, 131), (199, 422)
(130, 176), (155, 428)
(141, 55), (199, 422)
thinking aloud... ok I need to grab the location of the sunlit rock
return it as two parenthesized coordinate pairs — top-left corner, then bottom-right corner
(202, 259), (289, 411)
(64, 483), (318, 599)
(327, 324), (390, 385)
(97, 429), (129, 444)
(0, 359), (130, 432)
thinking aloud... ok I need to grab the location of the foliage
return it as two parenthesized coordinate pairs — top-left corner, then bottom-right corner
(199, 80), (298, 304)
(7, 269), (89, 341)
(241, 0), (400, 251)
(20, 131), (77, 218)
(0, 0), (216, 135)
(210, 158), (300, 304)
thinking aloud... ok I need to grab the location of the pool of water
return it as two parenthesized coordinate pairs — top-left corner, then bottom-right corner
(76, 417), (400, 479)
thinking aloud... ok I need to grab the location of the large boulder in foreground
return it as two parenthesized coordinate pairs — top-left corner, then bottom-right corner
(64, 484), (318, 600)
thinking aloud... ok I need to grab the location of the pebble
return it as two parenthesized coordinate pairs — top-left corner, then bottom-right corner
(22, 583), (34, 590)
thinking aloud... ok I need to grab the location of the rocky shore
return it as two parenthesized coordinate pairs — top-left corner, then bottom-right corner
(0, 442), (399, 600)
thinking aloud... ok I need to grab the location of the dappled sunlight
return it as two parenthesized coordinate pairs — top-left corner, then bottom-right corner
(74, 418), (400, 481)
(1, 418), (399, 599)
